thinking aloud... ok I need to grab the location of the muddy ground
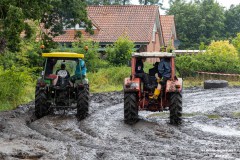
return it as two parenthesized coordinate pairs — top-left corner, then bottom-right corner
(0, 87), (240, 160)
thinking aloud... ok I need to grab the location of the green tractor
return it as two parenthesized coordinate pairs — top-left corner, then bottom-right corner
(35, 52), (89, 120)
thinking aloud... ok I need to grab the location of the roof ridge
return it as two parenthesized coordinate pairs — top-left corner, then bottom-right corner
(88, 5), (159, 7)
(161, 15), (174, 17)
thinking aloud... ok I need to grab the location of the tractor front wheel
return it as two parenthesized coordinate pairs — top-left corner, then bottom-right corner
(35, 90), (50, 119)
(124, 92), (138, 124)
(76, 85), (89, 120)
(170, 92), (182, 125)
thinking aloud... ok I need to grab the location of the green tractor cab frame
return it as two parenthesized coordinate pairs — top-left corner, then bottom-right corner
(35, 52), (89, 120)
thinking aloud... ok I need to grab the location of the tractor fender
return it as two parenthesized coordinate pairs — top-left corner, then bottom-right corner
(165, 78), (182, 93)
(123, 77), (141, 96)
(124, 78), (140, 90)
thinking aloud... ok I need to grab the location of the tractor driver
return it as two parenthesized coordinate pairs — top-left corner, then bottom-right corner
(157, 57), (171, 89)
(56, 63), (70, 79)
(135, 57), (152, 89)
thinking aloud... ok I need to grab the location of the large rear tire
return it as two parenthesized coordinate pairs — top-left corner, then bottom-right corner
(124, 92), (138, 124)
(76, 85), (89, 120)
(35, 90), (50, 119)
(170, 92), (182, 125)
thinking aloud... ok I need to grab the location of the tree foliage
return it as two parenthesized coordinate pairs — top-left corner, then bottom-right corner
(232, 33), (240, 57)
(52, 37), (109, 72)
(106, 35), (134, 66)
(0, 0), (92, 52)
(139, 0), (163, 5)
(86, 0), (130, 5)
(1, 5), (25, 52)
(224, 4), (240, 38)
(167, 0), (225, 49)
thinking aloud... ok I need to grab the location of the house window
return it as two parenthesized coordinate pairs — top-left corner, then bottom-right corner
(64, 22), (86, 30)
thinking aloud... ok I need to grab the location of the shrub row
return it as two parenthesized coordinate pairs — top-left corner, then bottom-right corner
(176, 41), (240, 77)
(0, 67), (35, 111)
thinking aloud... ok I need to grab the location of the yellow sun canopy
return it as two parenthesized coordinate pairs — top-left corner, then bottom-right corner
(42, 52), (84, 58)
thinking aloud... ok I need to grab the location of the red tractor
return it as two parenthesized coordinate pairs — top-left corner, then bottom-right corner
(123, 52), (182, 125)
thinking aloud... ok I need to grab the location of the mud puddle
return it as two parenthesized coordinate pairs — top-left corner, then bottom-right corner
(0, 88), (240, 159)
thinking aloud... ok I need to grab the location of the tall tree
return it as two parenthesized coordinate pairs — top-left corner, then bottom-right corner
(0, 0), (92, 52)
(139, 0), (163, 5)
(167, 0), (201, 49)
(86, 0), (130, 5)
(198, 0), (225, 44)
(224, 4), (240, 38)
(167, 0), (225, 49)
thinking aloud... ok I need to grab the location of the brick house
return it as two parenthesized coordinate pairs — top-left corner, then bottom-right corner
(53, 5), (177, 52)
(160, 15), (177, 49)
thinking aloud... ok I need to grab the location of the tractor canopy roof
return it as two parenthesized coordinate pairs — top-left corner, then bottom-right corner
(42, 52), (84, 59)
(132, 52), (175, 58)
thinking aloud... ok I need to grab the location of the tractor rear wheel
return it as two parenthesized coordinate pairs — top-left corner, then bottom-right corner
(76, 85), (89, 120)
(35, 90), (50, 119)
(170, 92), (182, 125)
(124, 92), (138, 124)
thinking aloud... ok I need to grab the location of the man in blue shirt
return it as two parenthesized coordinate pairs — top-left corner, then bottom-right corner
(158, 57), (171, 87)
(75, 59), (86, 77)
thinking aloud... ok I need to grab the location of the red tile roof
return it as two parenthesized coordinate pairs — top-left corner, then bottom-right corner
(160, 15), (175, 46)
(53, 5), (159, 43)
(87, 5), (159, 43)
(53, 30), (77, 42)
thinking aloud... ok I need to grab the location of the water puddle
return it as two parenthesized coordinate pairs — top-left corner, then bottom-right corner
(193, 123), (240, 137)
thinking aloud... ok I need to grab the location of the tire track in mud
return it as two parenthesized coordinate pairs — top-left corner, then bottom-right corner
(0, 88), (240, 159)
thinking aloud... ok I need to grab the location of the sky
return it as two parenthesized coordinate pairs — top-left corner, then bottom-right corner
(208, 0), (240, 9)
(131, 0), (240, 11)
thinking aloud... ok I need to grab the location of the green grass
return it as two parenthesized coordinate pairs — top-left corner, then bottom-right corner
(205, 114), (221, 119)
(146, 112), (222, 119)
(0, 84), (35, 112)
(182, 113), (197, 117)
(146, 112), (169, 118)
(0, 102), (15, 111)
(0, 67), (35, 112)
(147, 112), (197, 118)
(233, 112), (240, 118)
(88, 66), (131, 93)
(183, 76), (240, 88)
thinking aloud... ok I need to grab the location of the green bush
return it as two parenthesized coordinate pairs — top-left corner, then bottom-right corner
(176, 40), (240, 77)
(88, 66), (131, 92)
(232, 33), (240, 56)
(106, 35), (134, 66)
(0, 67), (35, 111)
(0, 50), (16, 70)
(176, 55), (199, 77)
(52, 37), (108, 72)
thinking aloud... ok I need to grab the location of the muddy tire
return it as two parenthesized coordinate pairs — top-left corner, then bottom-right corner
(170, 92), (182, 125)
(204, 80), (228, 89)
(124, 92), (138, 124)
(76, 85), (89, 120)
(35, 90), (49, 119)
